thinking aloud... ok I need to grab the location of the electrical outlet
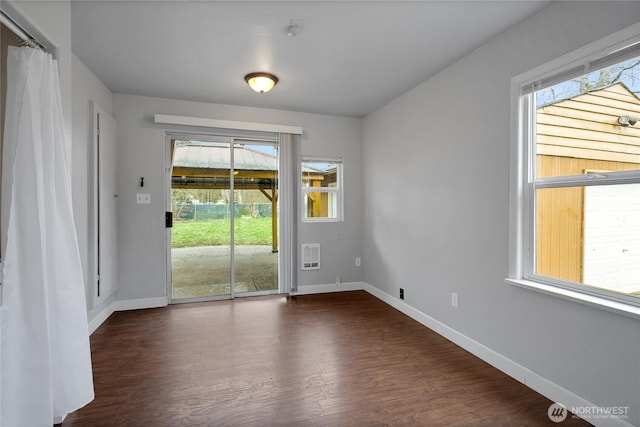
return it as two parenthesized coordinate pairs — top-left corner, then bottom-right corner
(355, 257), (361, 267)
(136, 193), (151, 204)
(451, 292), (459, 308)
(335, 277), (341, 285)
(399, 288), (404, 300)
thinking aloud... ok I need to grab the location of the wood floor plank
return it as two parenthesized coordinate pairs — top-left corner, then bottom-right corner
(59, 291), (591, 426)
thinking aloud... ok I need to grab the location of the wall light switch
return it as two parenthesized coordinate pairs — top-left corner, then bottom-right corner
(137, 193), (151, 204)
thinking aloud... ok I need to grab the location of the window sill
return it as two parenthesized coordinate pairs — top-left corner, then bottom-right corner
(505, 278), (640, 320)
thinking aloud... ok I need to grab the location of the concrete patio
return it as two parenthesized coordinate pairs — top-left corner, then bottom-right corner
(171, 245), (278, 299)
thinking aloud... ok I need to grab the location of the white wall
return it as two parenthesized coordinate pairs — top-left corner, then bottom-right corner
(113, 94), (362, 301)
(363, 2), (640, 425)
(71, 55), (114, 319)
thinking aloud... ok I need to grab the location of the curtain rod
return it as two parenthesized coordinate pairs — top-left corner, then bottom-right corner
(0, 10), (45, 51)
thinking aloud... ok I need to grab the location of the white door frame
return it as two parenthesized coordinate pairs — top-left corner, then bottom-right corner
(165, 132), (283, 303)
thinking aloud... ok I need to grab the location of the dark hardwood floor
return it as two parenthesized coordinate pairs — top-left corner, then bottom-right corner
(61, 291), (591, 426)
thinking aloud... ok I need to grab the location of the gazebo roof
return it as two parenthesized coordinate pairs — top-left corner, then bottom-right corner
(171, 142), (326, 190)
(173, 143), (276, 172)
(172, 143), (277, 190)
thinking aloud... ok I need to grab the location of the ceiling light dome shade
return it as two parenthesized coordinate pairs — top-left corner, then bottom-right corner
(245, 72), (279, 93)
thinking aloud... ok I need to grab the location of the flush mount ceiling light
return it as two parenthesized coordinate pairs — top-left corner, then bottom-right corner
(244, 72), (279, 94)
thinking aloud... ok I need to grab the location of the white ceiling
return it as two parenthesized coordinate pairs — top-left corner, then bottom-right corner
(70, 1), (550, 117)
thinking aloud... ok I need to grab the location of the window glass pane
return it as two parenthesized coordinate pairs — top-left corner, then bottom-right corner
(301, 159), (342, 222)
(536, 184), (640, 297)
(302, 161), (339, 188)
(303, 191), (338, 220)
(534, 56), (640, 179)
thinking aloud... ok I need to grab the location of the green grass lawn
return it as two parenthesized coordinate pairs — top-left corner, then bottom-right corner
(171, 217), (273, 248)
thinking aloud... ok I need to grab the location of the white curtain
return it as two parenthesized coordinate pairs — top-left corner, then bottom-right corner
(0, 46), (94, 426)
(278, 133), (298, 293)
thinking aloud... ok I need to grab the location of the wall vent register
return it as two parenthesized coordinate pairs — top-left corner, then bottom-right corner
(301, 243), (320, 270)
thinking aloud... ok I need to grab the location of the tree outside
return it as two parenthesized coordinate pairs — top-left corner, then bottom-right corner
(537, 57), (640, 106)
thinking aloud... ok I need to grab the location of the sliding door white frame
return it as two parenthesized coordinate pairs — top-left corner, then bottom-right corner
(164, 129), (297, 301)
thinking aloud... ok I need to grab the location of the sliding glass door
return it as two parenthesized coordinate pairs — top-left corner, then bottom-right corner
(168, 136), (279, 301)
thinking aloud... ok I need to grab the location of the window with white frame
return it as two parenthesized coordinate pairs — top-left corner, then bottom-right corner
(512, 32), (640, 310)
(301, 157), (343, 222)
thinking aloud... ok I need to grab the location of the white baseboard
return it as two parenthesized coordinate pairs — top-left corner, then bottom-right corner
(113, 296), (169, 312)
(363, 283), (634, 427)
(88, 303), (115, 335)
(88, 296), (169, 335)
(292, 281), (365, 295)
